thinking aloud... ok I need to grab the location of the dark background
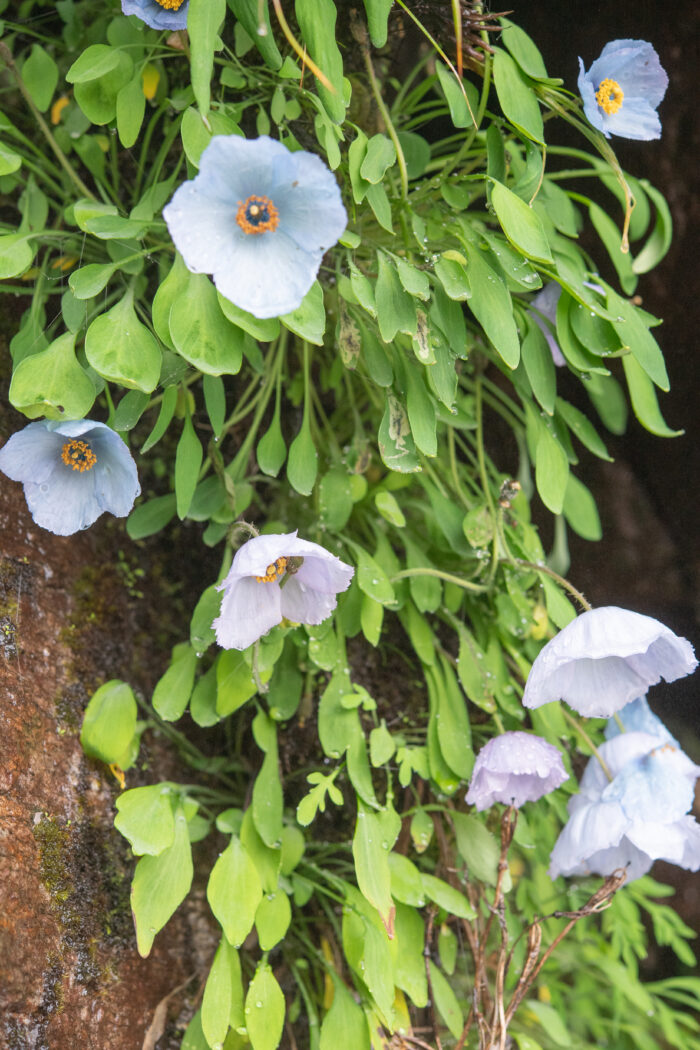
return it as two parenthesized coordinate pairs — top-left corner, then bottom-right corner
(510, 1), (700, 737)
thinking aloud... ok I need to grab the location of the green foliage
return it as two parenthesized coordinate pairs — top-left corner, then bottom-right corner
(3, 2), (693, 1048)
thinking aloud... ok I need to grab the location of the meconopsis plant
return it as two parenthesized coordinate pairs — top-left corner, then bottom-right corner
(1, 2), (698, 1048)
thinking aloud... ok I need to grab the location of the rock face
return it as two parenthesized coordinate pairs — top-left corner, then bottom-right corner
(0, 478), (213, 1050)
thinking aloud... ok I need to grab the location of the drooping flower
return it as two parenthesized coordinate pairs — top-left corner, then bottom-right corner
(605, 695), (678, 747)
(213, 531), (354, 650)
(121, 0), (189, 31)
(0, 419), (140, 535)
(163, 135), (347, 319)
(578, 39), (668, 141)
(522, 606), (697, 718)
(549, 730), (700, 882)
(529, 283), (566, 367)
(466, 731), (568, 811)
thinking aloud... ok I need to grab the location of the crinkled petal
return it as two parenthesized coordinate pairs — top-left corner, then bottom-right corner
(626, 817), (700, 873)
(605, 748), (698, 823)
(294, 555), (354, 595)
(601, 98), (662, 141)
(466, 732), (568, 810)
(548, 798), (630, 878)
(590, 40), (668, 107)
(578, 58), (607, 134)
(212, 231), (320, 318)
(578, 732), (665, 801)
(280, 576), (338, 626)
(227, 532), (298, 578)
(522, 606), (697, 717)
(530, 283), (566, 366)
(89, 429), (141, 517)
(0, 423), (63, 484)
(213, 575), (282, 650)
(24, 465), (100, 535)
(163, 181), (242, 276)
(271, 151), (347, 254)
(121, 0), (189, 31)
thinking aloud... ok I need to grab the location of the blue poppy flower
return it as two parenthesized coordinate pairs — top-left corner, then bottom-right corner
(549, 730), (700, 882)
(163, 135), (347, 319)
(578, 39), (668, 140)
(605, 695), (678, 747)
(121, 0), (189, 31)
(523, 606), (697, 718)
(0, 420), (140, 535)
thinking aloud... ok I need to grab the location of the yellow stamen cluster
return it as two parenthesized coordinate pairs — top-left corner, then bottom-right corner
(61, 439), (97, 473)
(595, 78), (624, 115)
(236, 195), (280, 236)
(255, 556), (288, 584)
(154, 0), (186, 9)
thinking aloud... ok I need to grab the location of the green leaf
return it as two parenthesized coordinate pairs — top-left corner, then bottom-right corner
(180, 1010), (208, 1050)
(452, 812), (504, 886)
(66, 44), (122, 83)
(541, 574), (576, 628)
(252, 713), (284, 847)
(202, 937), (243, 1048)
(0, 141), (21, 176)
(281, 281), (326, 344)
(422, 873), (475, 919)
(353, 801), (395, 933)
(375, 252), (416, 342)
(319, 467), (354, 530)
(461, 241), (520, 368)
(428, 961), (464, 1039)
(114, 390), (150, 432)
(73, 51), (134, 125)
(127, 493), (177, 540)
(294, 0), (346, 124)
(394, 904), (428, 1007)
(499, 18), (549, 79)
(556, 398), (612, 460)
(116, 72), (146, 149)
(85, 289), (161, 392)
(175, 414), (204, 519)
(188, 0), (226, 116)
(534, 417), (569, 514)
(434, 253), (471, 301)
(352, 544), (395, 605)
(360, 134), (396, 183)
(216, 650), (259, 714)
(403, 362), (437, 456)
(287, 416), (318, 495)
(374, 490), (405, 527)
(521, 315), (556, 414)
(218, 293), (280, 342)
(80, 680), (137, 765)
(257, 410), (287, 477)
(115, 785), (175, 857)
(491, 180), (553, 264)
(607, 287), (669, 391)
(245, 962), (286, 1050)
(362, 0), (393, 48)
(378, 393), (421, 473)
(9, 331), (96, 420)
(320, 977), (370, 1050)
(562, 473), (602, 541)
(632, 180), (673, 274)
(435, 60), (477, 129)
(432, 659), (473, 780)
(492, 47), (544, 143)
(170, 274), (245, 375)
(152, 643), (198, 721)
(190, 663), (220, 727)
(0, 233), (34, 279)
(255, 890), (292, 950)
(190, 584), (221, 654)
(131, 806), (193, 957)
(588, 201), (637, 295)
(208, 835), (263, 946)
(622, 354), (682, 438)
(229, 0), (282, 69)
(22, 45), (59, 111)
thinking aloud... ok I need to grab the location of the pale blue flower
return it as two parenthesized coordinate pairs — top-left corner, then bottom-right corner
(163, 136), (347, 319)
(465, 731), (568, 811)
(0, 420), (140, 535)
(213, 531), (354, 650)
(549, 730), (700, 881)
(121, 0), (189, 31)
(578, 40), (668, 140)
(523, 606), (697, 718)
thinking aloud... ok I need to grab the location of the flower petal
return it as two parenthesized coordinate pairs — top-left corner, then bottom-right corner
(626, 817), (700, 872)
(121, 0), (189, 30)
(602, 98), (662, 142)
(548, 798), (630, 878)
(590, 40), (668, 107)
(90, 429), (141, 517)
(213, 575), (282, 650)
(24, 464), (100, 535)
(279, 576), (338, 626)
(212, 231), (319, 319)
(0, 422), (63, 484)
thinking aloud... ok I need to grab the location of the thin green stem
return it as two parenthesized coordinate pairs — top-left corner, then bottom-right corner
(510, 558), (592, 612)
(391, 567), (489, 593)
(562, 707), (612, 781)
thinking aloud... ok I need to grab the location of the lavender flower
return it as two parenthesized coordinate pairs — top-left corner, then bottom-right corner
(465, 731), (568, 811)
(523, 607), (697, 718)
(578, 40), (668, 140)
(530, 283), (566, 367)
(0, 420), (140, 535)
(213, 531), (354, 650)
(163, 135), (347, 319)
